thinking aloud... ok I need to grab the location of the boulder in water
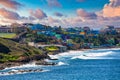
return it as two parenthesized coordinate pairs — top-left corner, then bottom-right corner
(35, 61), (57, 66)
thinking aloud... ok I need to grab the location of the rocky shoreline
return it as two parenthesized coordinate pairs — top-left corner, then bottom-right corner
(0, 59), (57, 70)
(0, 59), (57, 76)
(0, 69), (44, 75)
(0, 47), (119, 71)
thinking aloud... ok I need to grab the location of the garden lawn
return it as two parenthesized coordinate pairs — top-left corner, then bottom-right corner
(0, 33), (16, 38)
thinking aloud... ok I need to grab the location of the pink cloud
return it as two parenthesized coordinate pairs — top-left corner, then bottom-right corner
(0, 0), (23, 10)
(0, 8), (21, 20)
(46, 0), (62, 7)
(48, 17), (60, 23)
(65, 17), (82, 24)
(102, 0), (120, 17)
(29, 9), (47, 19)
(77, 9), (97, 20)
(0, 19), (16, 25)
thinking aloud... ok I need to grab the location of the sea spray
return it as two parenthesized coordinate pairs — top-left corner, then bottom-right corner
(48, 55), (59, 59)
(57, 62), (69, 66)
(0, 69), (50, 76)
(4, 62), (41, 70)
(71, 50), (119, 60)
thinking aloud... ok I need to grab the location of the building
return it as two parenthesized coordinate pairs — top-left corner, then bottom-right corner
(100, 25), (116, 34)
(80, 32), (85, 35)
(29, 24), (47, 31)
(0, 26), (13, 33)
(91, 30), (99, 34)
(115, 28), (120, 34)
(83, 26), (90, 33)
(106, 26), (114, 29)
(0, 26), (26, 33)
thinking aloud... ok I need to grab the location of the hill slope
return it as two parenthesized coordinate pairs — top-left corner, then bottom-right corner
(0, 38), (48, 63)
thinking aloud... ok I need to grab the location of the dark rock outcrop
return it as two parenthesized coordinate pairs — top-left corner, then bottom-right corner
(0, 43), (11, 53)
(35, 60), (57, 66)
(0, 69), (43, 75)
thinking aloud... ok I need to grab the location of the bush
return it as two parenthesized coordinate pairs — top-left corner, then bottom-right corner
(45, 46), (59, 51)
(0, 54), (19, 62)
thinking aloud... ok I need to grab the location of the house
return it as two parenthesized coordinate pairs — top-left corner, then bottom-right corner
(66, 28), (77, 33)
(0, 26), (13, 33)
(100, 25), (116, 34)
(91, 30), (100, 37)
(0, 25), (26, 33)
(83, 26), (90, 33)
(115, 28), (120, 34)
(80, 32), (85, 35)
(29, 24), (45, 31)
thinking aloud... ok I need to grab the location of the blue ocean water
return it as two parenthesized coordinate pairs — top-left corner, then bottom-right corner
(0, 48), (120, 80)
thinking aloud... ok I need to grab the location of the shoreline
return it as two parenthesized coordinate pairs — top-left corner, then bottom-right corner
(0, 47), (120, 71)
(0, 60), (56, 70)
(69, 46), (120, 51)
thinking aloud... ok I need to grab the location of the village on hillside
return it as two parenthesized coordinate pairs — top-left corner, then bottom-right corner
(0, 23), (120, 53)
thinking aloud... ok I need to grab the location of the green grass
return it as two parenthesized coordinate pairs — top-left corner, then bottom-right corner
(0, 54), (19, 62)
(0, 33), (16, 38)
(0, 38), (45, 63)
(45, 46), (59, 51)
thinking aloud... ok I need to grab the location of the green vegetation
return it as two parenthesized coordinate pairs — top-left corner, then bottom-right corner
(45, 46), (59, 51)
(0, 54), (19, 62)
(71, 33), (120, 48)
(0, 38), (46, 63)
(25, 25), (120, 50)
(0, 33), (16, 38)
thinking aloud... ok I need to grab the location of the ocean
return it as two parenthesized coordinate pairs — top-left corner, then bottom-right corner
(0, 48), (120, 80)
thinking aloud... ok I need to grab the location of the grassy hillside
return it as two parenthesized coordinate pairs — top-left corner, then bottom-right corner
(0, 33), (16, 38)
(0, 38), (47, 63)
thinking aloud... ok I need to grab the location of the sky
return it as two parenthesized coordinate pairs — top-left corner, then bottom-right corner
(0, 0), (120, 29)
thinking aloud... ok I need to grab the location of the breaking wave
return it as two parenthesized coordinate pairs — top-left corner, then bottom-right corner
(57, 62), (68, 66)
(71, 50), (119, 60)
(49, 48), (120, 60)
(4, 62), (42, 70)
(0, 69), (50, 76)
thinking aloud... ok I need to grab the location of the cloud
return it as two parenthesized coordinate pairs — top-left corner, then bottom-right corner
(77, 9), (97, 20)
(95, 0), (120, 28)
(46, 0), (62, 7)
(107, 0), (120, 7)
(36, 17), (61, 27)
(102, 0), (120, 17)
(64, 17), (82, 24)
(29, 9), (47, 19)
(0, 19), (12, 23)
(0, 8), (36, 24)
(48, 17), (60, 23)
(54, 12), (64, 17)
(0, 0), (23, 10)
(0, 8), (21, 20)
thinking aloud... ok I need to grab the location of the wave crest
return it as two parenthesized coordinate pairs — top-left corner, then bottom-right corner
(57, 62), (68, 66)
(71, 51), (115, 60)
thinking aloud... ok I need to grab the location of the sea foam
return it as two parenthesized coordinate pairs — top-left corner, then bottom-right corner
(57, 62), (68, 66)
(4, 62), (41, 70)
(0, 69), (50, 76)
(71, 51), (116, 60)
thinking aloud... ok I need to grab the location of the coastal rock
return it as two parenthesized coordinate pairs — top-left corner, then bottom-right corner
(0, 69), (43, 75)
(0, 66), (5, 70)
(0, 62), (23, 70)
(49, 58), (58, 60)
(35, 61), (56, 66)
